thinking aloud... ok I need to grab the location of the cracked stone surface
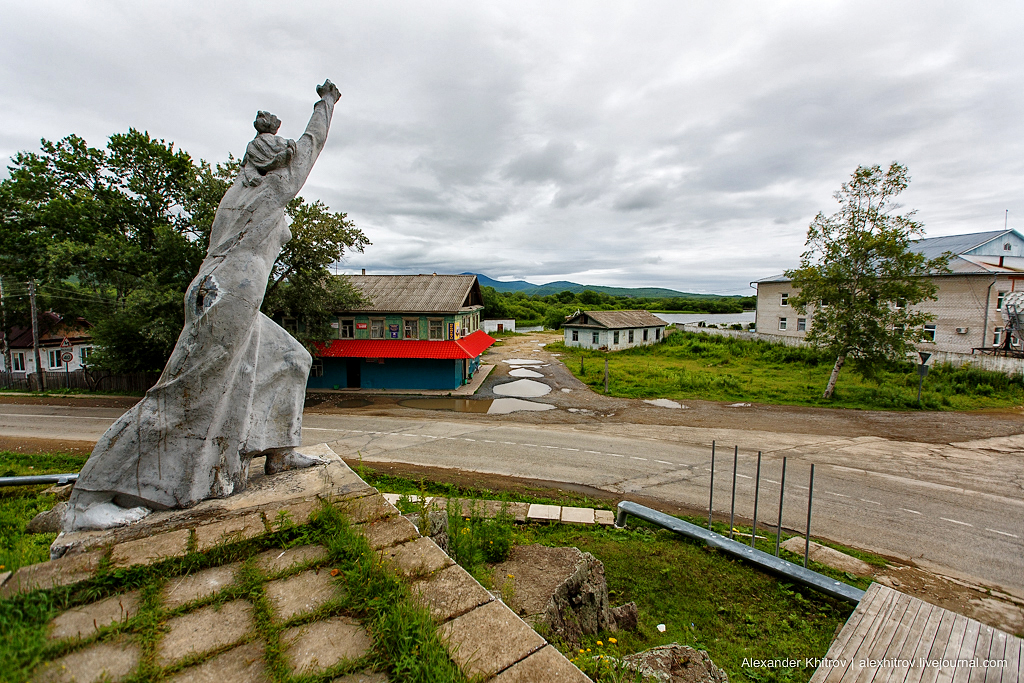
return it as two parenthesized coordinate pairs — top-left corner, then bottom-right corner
(254, 544), (329, 576)
(282, 616), (373, 674)
(49, 591), (140, 640)
(442, 600), (546, 678)
(158, 599), (253, 666)
(34, 638), (140, 683)
(166, 641), (268, 683)
(162, 563), (240, 609)
(265, 569), (339, 621)
(380, 537), (453, 578)
(411, 563), (493, 622)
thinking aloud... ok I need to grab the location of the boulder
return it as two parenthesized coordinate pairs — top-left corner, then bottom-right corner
(622, 644), (729, 683)
(490, 544), (637, 648)
(27, 502), (69, 534)
(405, 510), (449, 555)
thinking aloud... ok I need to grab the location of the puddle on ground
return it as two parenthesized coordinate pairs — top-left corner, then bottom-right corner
(398, 397), (554, 414)
(561, 388), (572, 393)
(333, 398), (372, 408)
(727, 402), (752, 407)
(504, 358), (543, 365)
(509, 368), (544, 378)
(493, 378), (551, 397)
(644, 398), (684, 409)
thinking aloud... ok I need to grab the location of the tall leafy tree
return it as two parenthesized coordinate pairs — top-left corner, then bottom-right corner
(786, 163), (948, 399)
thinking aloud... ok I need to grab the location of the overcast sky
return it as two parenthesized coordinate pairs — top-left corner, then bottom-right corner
(3, 1), (1023, 294)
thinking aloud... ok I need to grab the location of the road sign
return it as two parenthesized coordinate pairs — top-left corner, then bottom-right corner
(60, 337), (71, 348)
(918, 351), (931, 365)
(61, 351), (74, 364)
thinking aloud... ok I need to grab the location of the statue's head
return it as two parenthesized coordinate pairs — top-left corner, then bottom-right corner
(253, 111), (282, 135)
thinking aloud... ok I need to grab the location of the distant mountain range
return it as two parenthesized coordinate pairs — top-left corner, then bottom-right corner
(465, 273), (741, 299)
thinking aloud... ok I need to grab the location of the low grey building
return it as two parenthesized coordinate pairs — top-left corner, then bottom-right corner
(562, 310), (667, 350)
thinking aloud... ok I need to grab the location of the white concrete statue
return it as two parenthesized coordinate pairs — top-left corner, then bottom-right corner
(63, 81), (343, 532)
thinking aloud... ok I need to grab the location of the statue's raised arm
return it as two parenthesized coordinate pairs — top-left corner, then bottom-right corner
(288, 79), (342, 195)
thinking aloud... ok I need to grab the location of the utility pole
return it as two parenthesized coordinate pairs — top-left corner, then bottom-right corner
(29, 280), (45, 391)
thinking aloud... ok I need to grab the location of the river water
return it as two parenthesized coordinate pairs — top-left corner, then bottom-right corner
(654, 311), (755, 326)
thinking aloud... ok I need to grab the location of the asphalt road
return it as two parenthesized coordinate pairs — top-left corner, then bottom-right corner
(1, 405), (1021, 597)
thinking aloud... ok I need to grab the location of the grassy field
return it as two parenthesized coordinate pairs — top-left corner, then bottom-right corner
(552, 330), (1024, 410)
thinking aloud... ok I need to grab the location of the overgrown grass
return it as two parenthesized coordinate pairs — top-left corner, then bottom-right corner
(553, 331), (1024, 410)
(520, 522), (854, 683)
(1, 451), (90, 573)
(0, 501), (466, 683)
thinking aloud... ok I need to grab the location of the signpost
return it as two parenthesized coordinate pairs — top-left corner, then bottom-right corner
(60, 337), (72, 389)
(916, 351), (931, 405)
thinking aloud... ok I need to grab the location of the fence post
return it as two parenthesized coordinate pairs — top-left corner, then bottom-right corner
(729, 445), (738, 539)
(804, 463), (815, 568)
(604, 358), (609, 394)
(708, 440), (715, 530)
(751, 451), (762, 547)
(775, 457), (787, 557)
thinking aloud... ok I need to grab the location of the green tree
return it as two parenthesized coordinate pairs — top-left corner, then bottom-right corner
(786, 163), (948, 399)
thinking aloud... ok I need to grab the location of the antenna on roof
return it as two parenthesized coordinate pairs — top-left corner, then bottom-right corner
(1006, 209), (1009, 231)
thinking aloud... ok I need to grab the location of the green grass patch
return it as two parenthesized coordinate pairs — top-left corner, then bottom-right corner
(554, 331), (1024, 410)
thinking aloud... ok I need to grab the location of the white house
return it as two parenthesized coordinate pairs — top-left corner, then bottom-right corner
(562, 310), (667, 350)
(483, 319), (516, 334)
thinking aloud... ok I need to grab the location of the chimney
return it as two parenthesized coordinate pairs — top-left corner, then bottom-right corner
(361, 269), (366, 275)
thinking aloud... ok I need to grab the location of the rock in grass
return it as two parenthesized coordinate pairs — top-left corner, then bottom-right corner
(622, 644), (729, 683)
(27, 502), (68, 534)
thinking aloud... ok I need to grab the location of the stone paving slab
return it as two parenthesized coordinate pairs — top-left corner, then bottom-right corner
(1, 550), (103, 598)
(162, 563), (240, 609)
(330, 671), (389, 683)
(337, 493), (398, 524)
(527, 504), (562, 522)
(265, 568), (339, 622)
(33, 638), (140, 683)
(49, 591), (140, 640)
(282, 615), (373, 674)
(594, 510), (615, 526)
(379, 536), (453, 578)
(441, 498), (529, 522)
(359, 515), (419, 550)
(111, 528), (191, 568)
(195, 512), (267, 552)
(166, 641), (268, 683)
(442, 599), (547, 679)
(491, 644), (594, 683)
(158, 599), (253, 666)
(254, 544), (329, 576)
(560, 506), (595, 525)
(411, 563), (494, 622)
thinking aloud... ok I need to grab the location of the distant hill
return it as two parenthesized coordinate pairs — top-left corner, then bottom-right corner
(465, 273), (739, 299)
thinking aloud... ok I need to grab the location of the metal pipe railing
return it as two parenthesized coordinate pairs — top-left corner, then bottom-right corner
(0, 473), (78, 487)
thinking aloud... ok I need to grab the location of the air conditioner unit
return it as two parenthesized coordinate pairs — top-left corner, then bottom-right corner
(955, 327), (969, 334)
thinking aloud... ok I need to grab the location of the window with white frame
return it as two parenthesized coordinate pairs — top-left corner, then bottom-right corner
(780, 292), (789, 306)
(572, 330), (579, 342)
(779, 317), (788, 330)
(428, 319), (443, 340)
(12, 352), (25, 372)
(80, 347), (93, 366)
(895, 298), (906, 309)
(310, 360), (324, 377)
(403, 318), (419, 339)
(994, 327), (1004, 346)
(797, 317), (806, 331)
(613, 330), (620, 344)
(923, 324), (937, 342)
(48, 350), (62, 368)
(997, 291), (1007, 310)
(592, 331), (599, 344)
(340, 319), (355, 339)
(370, 319), (385, 339)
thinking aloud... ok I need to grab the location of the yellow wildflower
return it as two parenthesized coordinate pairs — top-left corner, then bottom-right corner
(609, 637), (617, 644)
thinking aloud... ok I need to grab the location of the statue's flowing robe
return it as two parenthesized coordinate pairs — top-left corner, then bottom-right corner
(69, 100), (334, 510)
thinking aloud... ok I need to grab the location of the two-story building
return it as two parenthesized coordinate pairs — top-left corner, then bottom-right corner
(753, 229), (1024, 354)
(309, 274), (495, 390)
(561, 310), (667, 350)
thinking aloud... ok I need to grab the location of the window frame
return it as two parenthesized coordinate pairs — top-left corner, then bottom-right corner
(780, 292), (789, 307)
(571, 330), (579, 342)
(12, 352), (25, 372)
(340, 318), (355, 339)
(628, 329), (634, 343)
(613, 330), (620, 344)
(997, 291), (1007, 311)
(643, 329), (649, 341)
(779, 317), (788, 331)
(48, 349), (62, 369)
(923, 324), (937, 342)
(592, 331), (600, 344)
(797, 317), (806, 332)
(403, 318), (420, 340)
(370, 318), (385, 339)
(428, 318), (444, 340)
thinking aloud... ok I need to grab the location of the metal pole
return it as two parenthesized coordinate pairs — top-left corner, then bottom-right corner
(751, 451), (762, 547)
(729, 445), (738, 539)
(708, 440), (715, 530)
(775, 457), (787, 557)
(604, 358), (609, 394)
(28, 280), (44, 391)
(804, 463), (815, 568)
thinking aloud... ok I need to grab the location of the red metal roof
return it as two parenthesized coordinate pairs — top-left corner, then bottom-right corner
(315, 329), (495, 360)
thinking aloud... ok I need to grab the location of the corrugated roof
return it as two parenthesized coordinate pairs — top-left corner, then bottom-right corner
(909, 230), (1011, 259)
(564, 310), (667, 329)
(314, 329), (495, 359)
(343, 275), (483, 313)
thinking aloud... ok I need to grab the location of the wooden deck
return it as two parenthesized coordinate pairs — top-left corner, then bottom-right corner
(810, 583), (1022, 683)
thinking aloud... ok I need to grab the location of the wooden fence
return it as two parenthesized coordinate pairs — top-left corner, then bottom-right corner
(0, 370), (159, 394)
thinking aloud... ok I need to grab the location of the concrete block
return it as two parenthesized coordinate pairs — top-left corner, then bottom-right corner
(491, 644), (593, 683)
(443, 499), (527, 522)
(329, 671), (388, 683)
(162, 563), (240, 609)
(379, 537), (452, 578)
(336, 494), (397, 524)
(157, 600), (253, 666)
(281, 615), (372, 674)
(594, 510), (615, 526)
(265, 569), (339, 622)
(527, 504), (561, 522)
(33, 638), (140, 683)
(441, 600), (546, 679)
(49, 591), (140, 640)
(560, 507), (595, 525)
(382, 493), (401, 505)
(358, 515), (419, 550)
(780, 537), (874, 575)
(254, 544), (329, 576)
(166, 641), (268, 683)
(411, 563), (493, 623)
(194, 513), (266, 552)
(111, 529), (190, 568)
(0, 551), (102, 597)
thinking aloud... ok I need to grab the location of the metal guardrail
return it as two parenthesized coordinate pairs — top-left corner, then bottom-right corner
(615, 500), (866, 604)
(0, 473), (78, 487)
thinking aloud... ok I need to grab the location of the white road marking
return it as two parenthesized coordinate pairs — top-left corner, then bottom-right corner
(483, 440), (496, 443)
(608, 454), (624, 458)
(656, 460), (674, 465)
(584, 450), (601, 454)
(737, 474), (752, 479)
(630, 457), (647, 461)
(464, 439), (476, 442)
(985, 528), (1019, 538)
(940, 517), (973, 527)
(765, 479), (779, 484)
(860, 499), (881, 505)
(901, 508), (921, 515)
(826, 491), (850, 498)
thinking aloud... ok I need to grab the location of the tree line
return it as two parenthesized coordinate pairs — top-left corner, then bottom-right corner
(0, 130), (368, 374)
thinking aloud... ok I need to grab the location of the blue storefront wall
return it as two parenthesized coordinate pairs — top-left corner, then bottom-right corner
(306, 357), (466, 390)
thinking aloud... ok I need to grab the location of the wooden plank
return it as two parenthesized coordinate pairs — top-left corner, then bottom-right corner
(817, 586), (898, 683)
(982, 630), (1008, 683)
(934, 615), (971, 683)
(852, 593), (920, 683)
(918, 610), (959, 683)
(880, 600), (934, 683)
(843, 591), (915, 683)
(999, 633), (1019, 683)
(950, 620), (982, 683)
(904, 604), (948, 683)
(967, 625), (994, 683)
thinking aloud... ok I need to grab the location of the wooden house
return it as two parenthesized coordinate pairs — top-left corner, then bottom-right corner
(562, 310), (667, 350)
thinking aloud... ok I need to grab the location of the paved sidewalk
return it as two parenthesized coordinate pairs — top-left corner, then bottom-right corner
(380, 493), (616, 526)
